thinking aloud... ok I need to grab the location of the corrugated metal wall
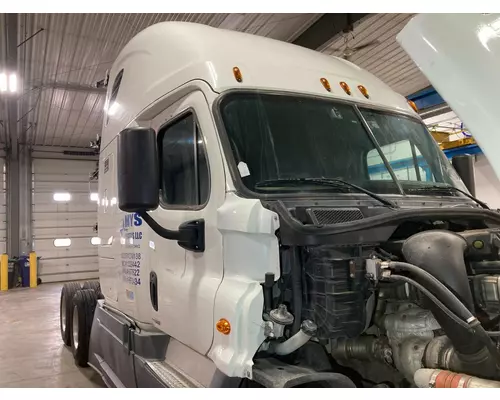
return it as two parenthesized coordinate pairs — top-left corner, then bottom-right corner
(32, 158), (98, 283)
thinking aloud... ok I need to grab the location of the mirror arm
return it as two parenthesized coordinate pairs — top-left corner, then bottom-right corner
(138, 211), (180, 241)
(138, 211), (205, 252)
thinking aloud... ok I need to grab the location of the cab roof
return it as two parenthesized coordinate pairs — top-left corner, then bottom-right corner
(102, 22), (416, 146)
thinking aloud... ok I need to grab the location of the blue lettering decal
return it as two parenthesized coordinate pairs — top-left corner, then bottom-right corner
(133, 213), (143, 227)
(121, 213), (142, 231)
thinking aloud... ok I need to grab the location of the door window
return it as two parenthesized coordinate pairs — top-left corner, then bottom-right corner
(158, 113), (210, 207)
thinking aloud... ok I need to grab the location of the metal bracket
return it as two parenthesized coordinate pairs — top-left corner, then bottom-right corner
(252, 358), (356, 388)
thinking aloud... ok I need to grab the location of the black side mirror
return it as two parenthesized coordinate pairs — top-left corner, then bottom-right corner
(116, 126), (205, 252)
(117, 127), (159, 212)
(452, 154), (476, 196)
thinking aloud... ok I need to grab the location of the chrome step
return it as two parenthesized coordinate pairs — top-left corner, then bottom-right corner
(146, 360), (204, 388)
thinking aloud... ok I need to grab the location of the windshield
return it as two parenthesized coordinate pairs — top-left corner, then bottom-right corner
(219, 92), (466, 196)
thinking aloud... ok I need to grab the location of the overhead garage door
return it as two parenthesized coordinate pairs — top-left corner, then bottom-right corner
(33, 158), (99, 283)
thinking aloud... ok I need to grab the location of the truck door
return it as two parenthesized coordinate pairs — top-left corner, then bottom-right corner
(148, 90), (225, 356)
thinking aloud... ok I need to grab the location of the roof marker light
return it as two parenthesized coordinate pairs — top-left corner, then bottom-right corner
(358, 85), (369, 99)
(320, 77), (331, 92)
(340, 81), (352, 95)
(233, 67), (243, 83)
(408, 100), (418, 113)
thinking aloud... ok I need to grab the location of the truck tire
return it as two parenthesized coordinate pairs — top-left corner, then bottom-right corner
(60, 282), (83, 346)
(82, 280), (103, 299)
(71, 289), (98, 367)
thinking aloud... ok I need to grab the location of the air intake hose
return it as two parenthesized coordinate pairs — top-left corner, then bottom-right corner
(402, 230), (483, 356)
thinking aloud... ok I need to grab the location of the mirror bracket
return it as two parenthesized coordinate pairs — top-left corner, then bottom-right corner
(138, 211), (205, 252)
(178, 219), (205, 252)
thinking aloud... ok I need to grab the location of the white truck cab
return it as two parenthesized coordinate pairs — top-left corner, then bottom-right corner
(59, 18), (500, 388)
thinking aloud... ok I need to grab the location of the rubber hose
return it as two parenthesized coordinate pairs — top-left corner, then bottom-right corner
(274, 330), (313, 356)
(387, 275), (500, 368)
(290, 248), (302, 335)
(387, 261), (473, 321)
(472, 324), (500, 368)
(384, 275), (472, 330)
(273, 320), (317, 356)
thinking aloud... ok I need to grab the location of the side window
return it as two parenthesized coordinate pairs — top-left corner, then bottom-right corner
(367, 140), (435, 182)
(159, 113), (209, 207)
(105, 69), (124, 126)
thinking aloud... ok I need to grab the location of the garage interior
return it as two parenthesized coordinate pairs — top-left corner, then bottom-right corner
(1, 12), (499, 388)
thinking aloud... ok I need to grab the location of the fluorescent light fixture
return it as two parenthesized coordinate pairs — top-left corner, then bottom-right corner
(54, 238), (71, 247)
(53, 192), (71, 202)
(8, 74), (17, 93)
(90, 192), (99, 202)
(0, 74), (7, 92)
(91, 237), (101, 245)
(107, 102), (119, 116)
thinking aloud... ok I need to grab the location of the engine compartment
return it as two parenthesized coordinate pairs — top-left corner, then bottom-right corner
(258, 201), (500, 388)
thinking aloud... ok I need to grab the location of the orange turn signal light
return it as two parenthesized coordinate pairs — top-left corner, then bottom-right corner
(357, 85), (369, 99)
(340, 81), (352, 95)
(216, 318), (231, 335)
(320, 77), (331, 92)
(233, 67), (243, 83)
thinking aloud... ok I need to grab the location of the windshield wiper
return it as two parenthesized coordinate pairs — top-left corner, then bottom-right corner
(409, 185), (489, 209)
(254, 178), (399, 208)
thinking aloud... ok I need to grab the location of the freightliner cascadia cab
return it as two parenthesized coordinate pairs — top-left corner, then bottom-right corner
(58, 18), (500, 388)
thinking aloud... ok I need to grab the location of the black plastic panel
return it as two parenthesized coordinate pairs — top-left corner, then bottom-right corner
(302, 246), (368, 340)
(309, 207), (364, 225)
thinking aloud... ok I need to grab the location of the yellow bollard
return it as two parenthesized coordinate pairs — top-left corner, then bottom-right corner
(29, 252), (37, 288)
(0, 254), (8, 291)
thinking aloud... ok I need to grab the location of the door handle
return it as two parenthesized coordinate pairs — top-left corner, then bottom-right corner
(150, 271), (158, 311)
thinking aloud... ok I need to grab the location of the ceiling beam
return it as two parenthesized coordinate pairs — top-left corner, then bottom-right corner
(419, 104), (453, 120)
(4, 13), (21, 257)
(33, 82), (107, 94)
(5, 13), (18, 156)
(407, 85), (445, 110)
(292, 13), (369, 50)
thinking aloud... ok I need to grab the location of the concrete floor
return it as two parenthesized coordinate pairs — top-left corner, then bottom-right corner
(0, 283), (105, 388)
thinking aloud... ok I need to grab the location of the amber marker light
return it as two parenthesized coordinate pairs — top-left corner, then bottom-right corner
(340, 81), (352, 95)
(408, 100), (418, 113)
(216, 318), (231, 335)
(320, 77), (331, 92)
(358, 85), (369, 99)
(233, 67), (243, 83)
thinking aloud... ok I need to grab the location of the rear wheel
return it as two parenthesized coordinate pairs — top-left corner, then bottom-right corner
(82, 280), (103, 299)
(71, 289), (98, 367)
(60, 282), (83, 346)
